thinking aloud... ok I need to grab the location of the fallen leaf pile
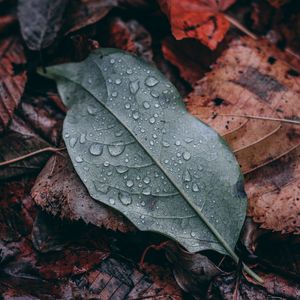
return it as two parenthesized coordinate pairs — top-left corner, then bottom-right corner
(0, 0), (300, 298)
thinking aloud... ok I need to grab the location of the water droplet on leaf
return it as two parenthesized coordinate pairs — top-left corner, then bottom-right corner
(129, 80), (140, 94)
(89, 143), (103, 156)
(183, 151), (191, 160)
(145, 76), (159, 87)
(118, 192), (132, 206)
(108, 144), (125, 156)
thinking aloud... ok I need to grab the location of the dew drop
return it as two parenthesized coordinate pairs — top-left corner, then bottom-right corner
(118, 192), (132, 206)
(143, 177), (151, 184)
(79, 133), (86, 144)
(104, 161), (110, 167)
(129, 80), (140, 94)
(185, 137), (194, 143)
(132, 111), (140, 120)
(109, 198), (115, 205)
(88, 78), (92, 84)
(145, 76), (159, 87)
(183, 169), (192, 182)
(142, 187), (151, 195)
(150, 91), (159, 98)
(143, 101), (150, 109)
(149, 117), (156, 124)
(75, 156), (83, 163)
(112, 91), (118, 97)
(69, 137), (77, 148)
(89, 143), (103, 156)
(183, 151), (191, 160)
(192, 183), (199, 192)
(115, 78), (122, 85)
(190, 232), (196, 238)
(126, 69), (133, 74)
(87, 105), (97, 115)
(141, 201), (145, 206)
(110, 58), (115, 64)
(116, 165), (128, 174)
(108, 144), (125, 156)
(115, 130), (124, 137)
(175, 140), (181, 146)
(126, 180), (134, 188)
(162, 141), (170, 147)
(125, 103), (131, 110)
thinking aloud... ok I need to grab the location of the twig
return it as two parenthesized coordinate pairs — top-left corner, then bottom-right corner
(0, 147), (66, 167)
(224, 14), (300, 70)
(217, 114), (300, 125)
(224, 14), (258, 40)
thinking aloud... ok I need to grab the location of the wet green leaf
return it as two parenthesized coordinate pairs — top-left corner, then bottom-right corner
(42, 49), (247, 255)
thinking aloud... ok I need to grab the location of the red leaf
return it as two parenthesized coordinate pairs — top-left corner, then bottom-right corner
(158, 0), (236, 50)
(0, 37), (27, 132)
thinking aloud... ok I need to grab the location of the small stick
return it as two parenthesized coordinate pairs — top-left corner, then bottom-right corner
(224, 14), (258, 40)
(0, 147), (66, 167)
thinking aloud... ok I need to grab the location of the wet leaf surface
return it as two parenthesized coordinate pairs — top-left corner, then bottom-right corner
(43, 49), (247, 257)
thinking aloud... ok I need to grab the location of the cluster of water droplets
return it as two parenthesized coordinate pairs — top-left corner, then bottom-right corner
(61, 51), (242, 251)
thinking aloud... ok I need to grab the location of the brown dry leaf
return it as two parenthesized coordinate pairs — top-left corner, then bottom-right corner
(31, 154), (134, 232)
(0, 37), (27, 132)
(64, 0), (117, 34)
(245, 146), (300, 234)
(186, 36), (300, 234)
(186, 37), (300, 174)
(0, 116), (51, 179)
(268, 0), (290, 8)
(159, 241), (221, 299)
(208, 272), (300, 299)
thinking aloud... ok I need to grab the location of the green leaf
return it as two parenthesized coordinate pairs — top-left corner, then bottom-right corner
(42, 49), (247, 256)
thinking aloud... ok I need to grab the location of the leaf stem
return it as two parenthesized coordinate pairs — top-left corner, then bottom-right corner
(224, 14), (258, 40)
(217, 113), (300, 125)
(0, 147), (66, 167)
(189, 202), (263, 283)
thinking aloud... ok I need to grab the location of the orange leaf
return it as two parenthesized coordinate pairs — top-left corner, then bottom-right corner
(158, 0), (236, 50)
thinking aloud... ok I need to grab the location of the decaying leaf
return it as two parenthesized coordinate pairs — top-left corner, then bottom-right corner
(187, 37), (300, 174)
(162, 36), (227, 85)
(0, 37), (27, 132)
(32, 154), (133, 232)
(268, 0), (290, 8)
(42, 49), (247, 259)
(19, 92), (65, 145)
(208, 272), (300, 299)
(152, 241), (221, 299)
(106, 18), (153, 63)
(64, 0), (117, 34)
(18, 0), (69, 50)
(0, 116), (51, 179)
(65, 0), (152, 35)
(187, 36), (300, 234)
(158, 0), (236, 50)
(246, 146), (300, 234)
